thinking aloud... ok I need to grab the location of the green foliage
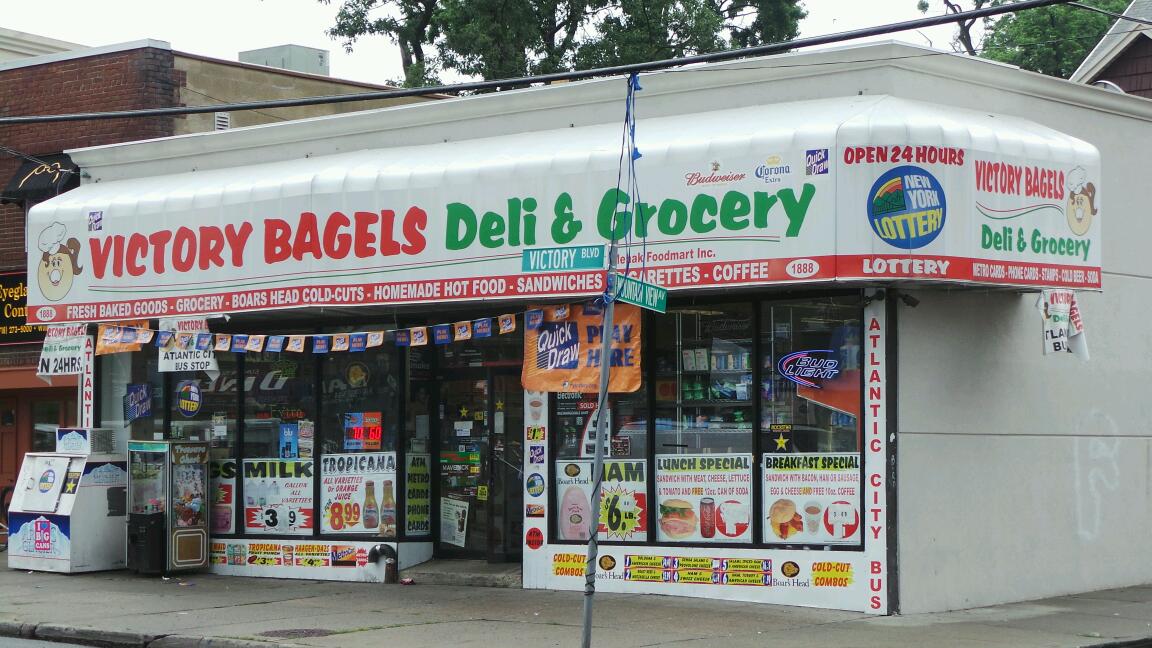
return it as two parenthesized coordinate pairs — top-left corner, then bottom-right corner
(320, 0), (805, 84)
(979, 0), (1128, 78)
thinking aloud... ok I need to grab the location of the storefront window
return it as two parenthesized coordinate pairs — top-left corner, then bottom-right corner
(653, 304), (755, 544)
(761, 297), (863, 547)
(99, 351), (162, 440)
(166, 355), (239, 535)
(242, 350), (317, 536)
(319, 339), (401, 537)
(553, 388), (650, 543)
(404, 346), (433, 537)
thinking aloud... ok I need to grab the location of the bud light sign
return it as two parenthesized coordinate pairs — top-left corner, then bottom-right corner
(867, 165), (946, 249)
(777, 350), (840, 388)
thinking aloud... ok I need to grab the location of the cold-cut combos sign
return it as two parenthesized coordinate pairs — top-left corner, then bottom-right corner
(654, 454), (753, 543)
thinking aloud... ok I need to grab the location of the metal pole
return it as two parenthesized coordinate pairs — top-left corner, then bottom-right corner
(581, 259), (619, 648)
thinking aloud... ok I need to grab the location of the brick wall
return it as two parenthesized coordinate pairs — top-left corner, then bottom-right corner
(0, 47), (180, 272)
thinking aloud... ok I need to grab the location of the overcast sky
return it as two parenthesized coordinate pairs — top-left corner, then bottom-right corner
(2, 1), (973, 86)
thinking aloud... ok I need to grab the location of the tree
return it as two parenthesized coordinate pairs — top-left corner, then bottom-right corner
(918, 0), (1128, 79)
(321, 0), (806, 84)
(979, 0), (1128, 78)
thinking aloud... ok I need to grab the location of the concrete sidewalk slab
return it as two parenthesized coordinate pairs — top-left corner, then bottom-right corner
(1, 552), (1149, 648)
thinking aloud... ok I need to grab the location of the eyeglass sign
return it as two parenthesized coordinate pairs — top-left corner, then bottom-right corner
(0, 272), (47, 344)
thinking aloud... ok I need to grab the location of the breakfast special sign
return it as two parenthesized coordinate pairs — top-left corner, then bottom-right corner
(26, 132), (1100, 324)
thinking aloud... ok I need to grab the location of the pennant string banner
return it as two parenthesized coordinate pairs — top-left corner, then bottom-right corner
(75, 307), (558, 355)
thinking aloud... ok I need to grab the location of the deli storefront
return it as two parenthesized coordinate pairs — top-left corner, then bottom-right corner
(23, 52), (1105, 614)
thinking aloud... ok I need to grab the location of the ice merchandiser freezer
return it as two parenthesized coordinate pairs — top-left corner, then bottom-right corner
(127, 441), (209, 574)
(6, 428), (127, 573)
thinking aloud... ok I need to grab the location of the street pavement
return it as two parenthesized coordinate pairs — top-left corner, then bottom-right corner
(1, 553), (1151, 648)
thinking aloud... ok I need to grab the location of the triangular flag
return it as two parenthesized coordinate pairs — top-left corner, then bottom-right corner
(546, 304), (569, 321)
(332, 333), (350, 352)
(454, 321), (472, 341)
(195, 333), (213, 351)
(525, 309), (544, 330)
(410, 327), (428, 346)
(312, 335), (331, 353)
(214, 334), (232, 351)
(136, 328), (155, 344)
(156, 331), (174, 349)
(394, 330), (411, 347)
(498, 314), (516, 334)
(366, 331), (384, 348)
(473, 319), (492, 338)
(266, 335), (286, 353)
(246, 335), (266, 352)
(349, 333), (368, 352)
(432, 324), (452, 345)
(286, 336), (306, 353)
(231, 334), (249, 353)
(175, 333), (195, 350)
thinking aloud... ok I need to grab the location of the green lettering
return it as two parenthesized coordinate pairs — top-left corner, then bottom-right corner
(689, 194), (718, 233)
(719, 191), (750, 230)
(478, 211), (506, 248)
(597, 188), (631, 241)
(981, 223), (993, 249)
(658, 199), (688, 235)
(778, 183), (816, 237)
(446, 203), (477, 250)
(753, 192), (778, 228)
(635, 202), (658, 237)
(552, 193), (580, 244)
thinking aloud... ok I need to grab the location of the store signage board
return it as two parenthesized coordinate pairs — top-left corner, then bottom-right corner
(612, 274), (667, 313)
(521, 245), (605, 272)
(25, 98), (1101, 324)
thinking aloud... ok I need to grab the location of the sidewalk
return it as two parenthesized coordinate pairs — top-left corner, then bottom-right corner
(1, 554), (1150, 648)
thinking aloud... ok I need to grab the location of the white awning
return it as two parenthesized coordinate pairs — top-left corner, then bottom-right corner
(26, 95), (1100, 324)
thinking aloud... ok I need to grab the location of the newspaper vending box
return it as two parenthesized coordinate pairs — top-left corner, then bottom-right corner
(6, 428), (127, 573)
(127, 441), (210, 574)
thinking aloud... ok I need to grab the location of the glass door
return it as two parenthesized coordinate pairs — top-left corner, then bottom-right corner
(488, 371), (523, 561)
(437, 374), (490, 557)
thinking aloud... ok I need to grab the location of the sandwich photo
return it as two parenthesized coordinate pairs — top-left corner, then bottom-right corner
(659, 498), (697, 539)
(769, 498), (804, 540)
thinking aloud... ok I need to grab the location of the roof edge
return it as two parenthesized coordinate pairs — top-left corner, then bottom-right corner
(0, 39), (171, 74)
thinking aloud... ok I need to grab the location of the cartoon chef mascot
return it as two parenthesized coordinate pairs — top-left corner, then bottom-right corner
(36, 222), (83, 302)
(1066, 167), (1098, 237)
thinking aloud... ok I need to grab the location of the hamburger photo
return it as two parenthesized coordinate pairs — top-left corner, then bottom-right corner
(659, 498), (697, 540)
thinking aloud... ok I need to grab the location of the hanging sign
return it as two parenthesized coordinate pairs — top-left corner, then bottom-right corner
(1037, 289), (1087, 356)
(158, 317), (220, 377)
(37, 324), (87, 378)
(522, 302), (642, 393)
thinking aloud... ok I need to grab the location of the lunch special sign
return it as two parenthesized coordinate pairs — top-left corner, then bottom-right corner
(27, 131), (1100, 324)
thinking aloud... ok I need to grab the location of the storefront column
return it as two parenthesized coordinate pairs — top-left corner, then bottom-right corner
(862, 298), (893, 613)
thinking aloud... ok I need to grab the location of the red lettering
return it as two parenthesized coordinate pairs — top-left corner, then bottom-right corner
(869, 370), (881, 383)
(869, 404), (880, 416)
(869, 318), (880, 331)
(868, 387), (881, 400)
(869, 473), (882, 488)
(870, 577), (882, 592)
(225, 222), (252, 267)
(871, 526), (882, 539)
(869, 351), (880, 366)
(871, 507), (882, 522)
(869, 438), (881, 453)
(379, 209), (402, 256)
(870, 561), (882, 575)
(870, 595), (882, 610)
(148, 230), (172, 274)
(353, 211), (378, 258)
(293, 212), (322, 261)
(402, 206), (428, 255)
(126, 234), (148, 277)
(264, 220), (292, 263)
(198, 226), (225, 270)
(88, 238), (113, 280)
(112, 236), (125, 278)
(172, 227), (197, 273)
(323, 211), (352, 259)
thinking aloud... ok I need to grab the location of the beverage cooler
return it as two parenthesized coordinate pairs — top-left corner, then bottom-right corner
(6, 428), (127, 573)
(126, 441), (209, 574)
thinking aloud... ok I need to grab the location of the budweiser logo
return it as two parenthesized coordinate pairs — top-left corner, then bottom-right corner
(684, 170), (747, 186)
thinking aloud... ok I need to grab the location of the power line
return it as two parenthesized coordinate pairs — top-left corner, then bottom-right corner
(0, 0), (1078, 125)
(1069, 2), (1152, 25)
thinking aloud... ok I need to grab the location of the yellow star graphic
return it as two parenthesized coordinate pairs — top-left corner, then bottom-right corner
(459, 406), (469, 418)
(774, 433), (789, 451)
(65, 481), (76, 494)
(495, 400), (504, 412)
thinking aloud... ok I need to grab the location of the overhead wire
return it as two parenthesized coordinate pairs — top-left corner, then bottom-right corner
(0, 0), (1083, 125)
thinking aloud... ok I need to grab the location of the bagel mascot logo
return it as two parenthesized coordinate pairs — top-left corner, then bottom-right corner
(36, 222), (83, 302)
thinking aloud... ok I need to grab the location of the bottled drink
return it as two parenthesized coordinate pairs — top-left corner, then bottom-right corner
(699, 497), (716, 538)
(379, 480), (396, 536)
(363, 481), (380, 530)
(257, 479), (268, 507)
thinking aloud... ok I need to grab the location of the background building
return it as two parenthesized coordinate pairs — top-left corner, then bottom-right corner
(0, 31), (437, 502)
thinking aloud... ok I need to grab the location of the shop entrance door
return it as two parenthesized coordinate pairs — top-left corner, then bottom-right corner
(437, 369), (523, 561)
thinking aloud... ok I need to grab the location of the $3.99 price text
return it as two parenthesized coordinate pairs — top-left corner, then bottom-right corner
(247, 505), (310, 531)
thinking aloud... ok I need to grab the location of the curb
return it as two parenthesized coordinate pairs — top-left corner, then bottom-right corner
(1085, 639), (1152, 648)
(0, 621), (295, 648)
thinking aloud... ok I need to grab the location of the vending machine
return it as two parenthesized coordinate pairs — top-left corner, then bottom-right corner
(126, 441), (209, 574)
(6, 428), (127, 573)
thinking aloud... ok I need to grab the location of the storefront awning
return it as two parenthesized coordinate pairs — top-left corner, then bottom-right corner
(2, 153), (80, 206)
(24, 95), (1101, 325)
